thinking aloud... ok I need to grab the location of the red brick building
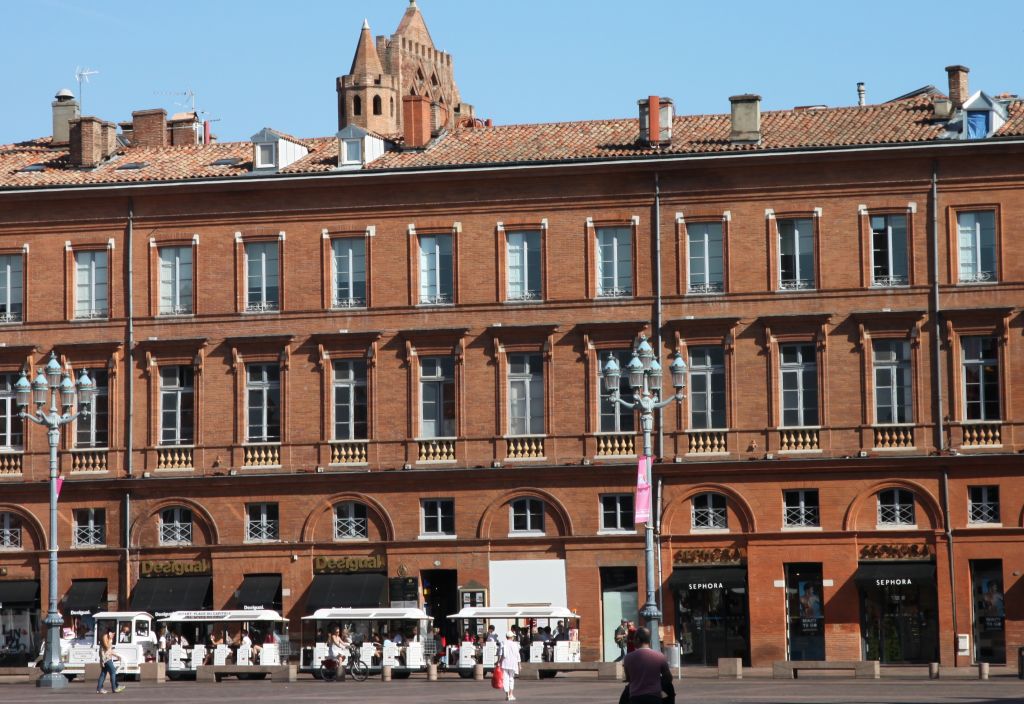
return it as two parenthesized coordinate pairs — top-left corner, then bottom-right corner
(0, 5), (1022, 670)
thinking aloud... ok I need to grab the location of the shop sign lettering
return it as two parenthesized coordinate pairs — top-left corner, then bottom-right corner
(875, 578), (912, 586)
(688, 582), (725, 590)
(314, 555), (385, 574)
(140, 559), (212, 577)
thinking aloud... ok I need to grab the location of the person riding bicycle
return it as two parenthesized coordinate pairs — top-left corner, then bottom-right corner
(326, 626), (347, 681)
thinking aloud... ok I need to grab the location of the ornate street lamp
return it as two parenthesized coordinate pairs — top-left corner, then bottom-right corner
(16, 352), (94, 689)
(602, 334), (686, 652)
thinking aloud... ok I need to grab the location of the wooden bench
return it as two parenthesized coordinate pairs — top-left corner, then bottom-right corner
(772, 660), (879, 679)
(196, 665), (296, 682)
(519, 661), (622, 681)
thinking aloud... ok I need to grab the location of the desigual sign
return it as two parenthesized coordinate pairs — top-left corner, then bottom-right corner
(140, 559), (212, 577)
(314, 555), (385, 574)
(875, 578), (912, 586)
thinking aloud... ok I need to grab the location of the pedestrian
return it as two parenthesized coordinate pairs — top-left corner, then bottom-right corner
(498, 630), (520, 701)
(613, 619), (628, 661)
(625, 621), (637, 653)
(621, 627), (674, 704)
(96, 627), (125, 694)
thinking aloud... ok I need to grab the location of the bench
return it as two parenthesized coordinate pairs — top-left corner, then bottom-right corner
(519, 661), (622, 681)
(196, 665), (296, 683)
(0, 666), (41, 683)
(772, 660), (879, 679)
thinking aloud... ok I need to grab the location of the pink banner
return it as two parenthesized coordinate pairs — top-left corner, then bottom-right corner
(55, 476), (64, 499)
(635, 456), (652, 524)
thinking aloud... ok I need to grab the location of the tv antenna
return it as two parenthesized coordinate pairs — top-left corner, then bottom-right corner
(155, 89), (198, 115)
(74, 67), (99, 112)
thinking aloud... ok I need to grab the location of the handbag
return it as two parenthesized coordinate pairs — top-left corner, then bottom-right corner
(491, 663), (504, 689)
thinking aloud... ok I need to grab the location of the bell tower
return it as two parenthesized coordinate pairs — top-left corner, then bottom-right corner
(337, 19), (400, 134)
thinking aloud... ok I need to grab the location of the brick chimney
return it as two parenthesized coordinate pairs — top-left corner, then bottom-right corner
(51, 89), (80, 145)
(168, 113), (200, 146)
(945, 65), (970, 110)
(729, 94), (762, 144)
(402, 95), (432, 149)
(132, 108), (168, 148)
(69, 117), (105, 167)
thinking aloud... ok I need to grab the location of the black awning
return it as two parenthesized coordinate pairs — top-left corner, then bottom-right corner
(669, 567), (747, 592)
(238, 574), (281, 610)
(307, 573), (388, 611)
(130, 576), (212, 617)
(0, 580), (39, 606)
(854, 562), (936, 586)
(63, 579), (107, 615)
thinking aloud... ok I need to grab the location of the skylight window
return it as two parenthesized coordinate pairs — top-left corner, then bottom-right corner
(211, 157), (242, 167)
(17, 164), (45, 173)
(117, 162), (148, 171)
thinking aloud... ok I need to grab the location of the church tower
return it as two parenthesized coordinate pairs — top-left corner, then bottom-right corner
(337, 1), (474, 137)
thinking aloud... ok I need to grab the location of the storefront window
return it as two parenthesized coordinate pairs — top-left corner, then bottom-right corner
(0, 580), (40, 666)
(971, 560), (1005, 664)
(857, 563), (938, 664)
(671, 567), (749, 666)
(785, 563), (824, 660)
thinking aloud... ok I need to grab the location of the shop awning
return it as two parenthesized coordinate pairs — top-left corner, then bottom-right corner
(854, 562), (935, 586)
(237, 574), (281, 610)
(0, 580), (39, 606)
(63, 579), (107, 615)
(668, 567), (747, 592)
(129, 576), (212, 617)
(306, 573), (388, 611)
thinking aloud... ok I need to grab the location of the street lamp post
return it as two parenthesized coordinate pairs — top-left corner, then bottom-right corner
(15, 353), (95, 689)
(602, 334), (686, 652)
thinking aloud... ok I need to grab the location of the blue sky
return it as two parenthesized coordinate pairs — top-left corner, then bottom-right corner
(3, 0), (1022, 143)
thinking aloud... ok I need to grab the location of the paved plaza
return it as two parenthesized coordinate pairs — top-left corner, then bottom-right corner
(3, 676), (1024, 703)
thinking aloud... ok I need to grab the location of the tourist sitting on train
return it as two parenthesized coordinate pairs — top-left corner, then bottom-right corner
(485, 625), (498, 642)
(391, 630), (404, 646)
(410, 625), (422, 643)
(118, 624), (132, 643)
(462, 628), (474, 643)
(554, 621), (569, 641)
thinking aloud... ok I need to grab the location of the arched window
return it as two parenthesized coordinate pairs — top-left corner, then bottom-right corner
(390, 97), (395, 116)
(334, 501), (368, 540)
(353, 95), (362, 116)
(877, 489), (915, 526)
(0, 511), (23, 549)
(159, 506), (193, 545)
(510, 498), (545, 534)
(372, 95), (382, 116)
(691, 492), (727, 530)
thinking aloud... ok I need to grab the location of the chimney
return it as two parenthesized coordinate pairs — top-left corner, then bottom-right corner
(932, 97), (953, 120)
(945, 65), (970, 110)
(638, 96), (673, 146)
(402, 95), (432, 148)
(69, 117), (104, 167)
(857, 82), (866, 107)
(169, 113), (200, 146)
(729, 94), (761, 143)
(132, 108), (168, 148)
(51, 89), (80, 145)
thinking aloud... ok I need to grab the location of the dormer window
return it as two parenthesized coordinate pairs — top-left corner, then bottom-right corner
(959, 92), (1008, 140)
(256, 143), (276, 169)
(336, 125), (385, 169)
(250, 128), (309, 172)
(343, 139), (362, 165)
(966, 111), (990, 140)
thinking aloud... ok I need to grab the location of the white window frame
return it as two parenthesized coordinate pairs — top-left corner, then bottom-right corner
(876, 488), (915, 527)
(961, 336), (1000, 422)
(159, 366), (194, 446)
(957, 210), (996, 284)
(783, 489), (820, 528)
(331, 238), (366, 308)
(419, 357), (455, 439)
(506, 230), (542, 302)
(73, 508), (106, 547)
(245, 363), (281, 443)
(967, 485), (1000, 525)
(75, 370), (108, 449)
(688, 346), (726, 430)
(244, 241), (280, 312)
(872, 340), (912, 425)
(0, 254), (23, 323)
(870, 214), (909, 287)
(599, 494), (635, 533)
(333, 501), (369, 540)
(341, 138), (363, 165)
(159, 506), (193, 546)
(779, 343), (818, 428)
(508, 353), (544, 436)
(158, 245), (193, 315)
(333, 359), (367, 441)
(599, 349), (636, 433)
(777, 217), (815, 290)
(687, 221), (724, 294)
(255, 143), (276, 169)
(418, 233), (453, 306)
(74, 249), (109, 319)
(420, 498), (455, 538)
(0, 373), (24, 450)
(509, 497), (545, 536)
(245, 502), (280, 543)
(596, 226), (633, 298)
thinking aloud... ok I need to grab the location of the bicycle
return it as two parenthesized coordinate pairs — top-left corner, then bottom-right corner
(320, 644), (369, 682)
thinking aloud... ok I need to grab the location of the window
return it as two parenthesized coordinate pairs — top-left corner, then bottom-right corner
(691, 492), (727, 530)
(596, 226), (632, 297)
(420, 357), (455, 438)
(506, 230), (542, 301)
(968, 486), (999, 525)
(334, 501), (368, 540)
(244, 241), (279, 312)
(74, 250), (109, 318)
(508, 353), (543, 436)
(157, 246), (192, 315)
(75, 370), (108, 448)
(246, 503), (279, 542)
(966, 111), (990, 140)
(780, 344), (818, 427)
(962, 337), (999, 421)
(687, 222), (724, 293)
(0, 373), (24, 450)
(372, 95), (382, 115)
(873, 340), (912, 424)
(73, 508), (105, 547)
(421, 499), (455, 536)
(352, 96), (362, 116)
(246, 364), (281, 443)
(600, 349), (636, 433)
(0, 511), (21, 549)
(600, 494), (634, 531)
(870, 215), (908, 287)
(159, 507), (193, 546)
(957, 211), (996, 283)
(0, 254), (23, 322)
(418, 233), (453, 305)
(160, 366), (194, 446)
(332, 238), (366, 307)
(333, 360), (367, 440)
(783, 490), (819, 528)
(688, 346), (726, 429)
(342, 139), (362, 165)
(510, 497), (544, 534)
(256, 143), (276, 169)
(877, 489), (915, 526)
(778, 218), (815, 290)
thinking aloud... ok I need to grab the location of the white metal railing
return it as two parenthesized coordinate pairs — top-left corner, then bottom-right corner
(158, 304), (192, 316)
(968, 501), (999, 524)
(0, 311), (21, 323)
(73, 525), (105, 547)
(784, 506), (819, 528)
(159, 522), (193, 546)
(687, 281), (724, 294)
(332, 296), (366, 309)
(246, 520), (279, 543)
(871, 275), (908, 288)
(778, 279), (813, 291)
(506, 290), (541, 302)
(691, 507), (728, 530)
(334, 517), (368, 540)
(959, 271), (995, 284)
(418, 293), (452, 306)
(877, 503), (914, 526)
(244, 301), (279, 313)
(0, 528), (21, 549)
(74, 308), (108, 319)
(596, 286), (632, 298)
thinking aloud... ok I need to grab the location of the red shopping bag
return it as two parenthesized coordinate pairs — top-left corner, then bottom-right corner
(491, 663), (504, 689)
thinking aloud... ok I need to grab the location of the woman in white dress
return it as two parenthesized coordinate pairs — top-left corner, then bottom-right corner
(499, 631), (521, 701)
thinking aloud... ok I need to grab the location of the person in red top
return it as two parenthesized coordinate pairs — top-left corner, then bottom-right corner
(622, 627), (674, 704)
(625, 621), (638, 653)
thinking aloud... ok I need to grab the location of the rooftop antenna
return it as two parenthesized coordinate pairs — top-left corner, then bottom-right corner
(155, 88), (198, 115)
(74, 67), (99, 113)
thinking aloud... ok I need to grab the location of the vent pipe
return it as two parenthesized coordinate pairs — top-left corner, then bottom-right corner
(857, 82), (866, 107)
(638, 96), (673, 146)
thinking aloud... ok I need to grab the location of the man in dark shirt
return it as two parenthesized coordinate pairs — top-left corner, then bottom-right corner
(622, 628), (674, 704)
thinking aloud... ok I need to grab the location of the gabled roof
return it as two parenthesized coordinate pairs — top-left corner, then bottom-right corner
(394, 0), (434, 47)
